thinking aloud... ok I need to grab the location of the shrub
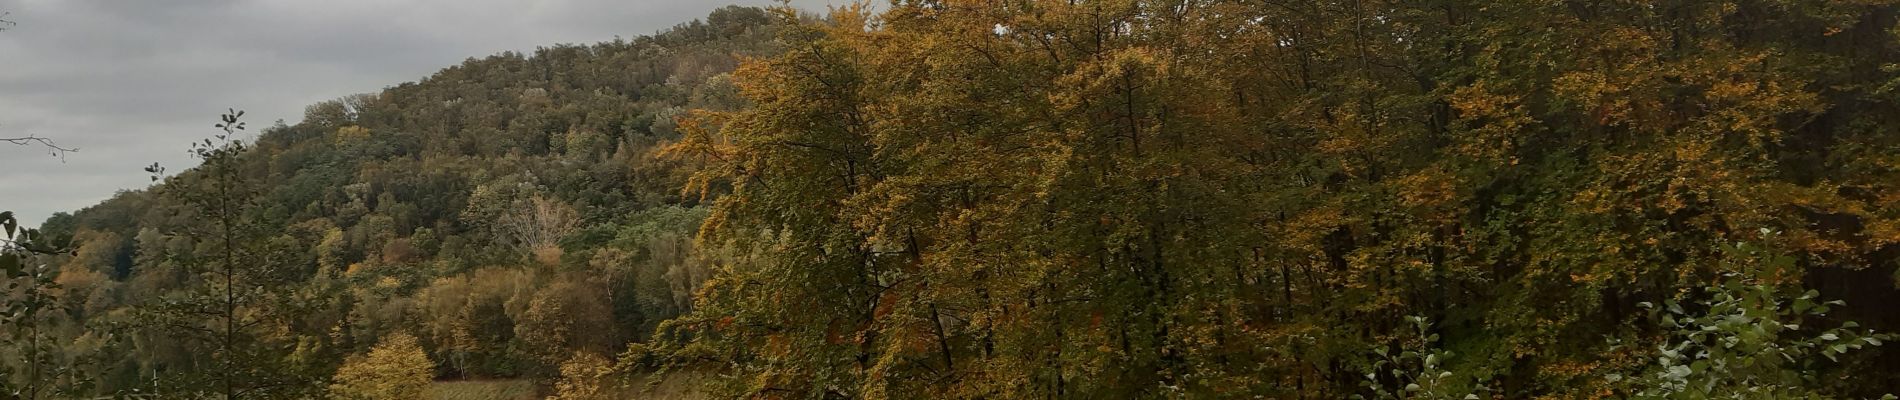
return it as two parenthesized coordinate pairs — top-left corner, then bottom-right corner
(331, 332), (436, 400)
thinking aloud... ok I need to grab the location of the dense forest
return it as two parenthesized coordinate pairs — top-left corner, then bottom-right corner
(6, 1), (1900, 399)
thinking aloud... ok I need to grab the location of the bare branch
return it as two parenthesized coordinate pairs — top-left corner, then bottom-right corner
(2, 135), (79, 160)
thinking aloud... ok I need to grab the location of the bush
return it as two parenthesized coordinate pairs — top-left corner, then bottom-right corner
(550, 352), (621, 400)
(331, 332), (436, 400)
(1611, 241), (1891, 399)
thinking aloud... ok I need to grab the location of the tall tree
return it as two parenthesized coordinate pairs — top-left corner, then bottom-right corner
(139, 110), (315, 398)
(655, 1), (1900, 398)
(3, 18), (93, 392)
(0, 212), (95, 399)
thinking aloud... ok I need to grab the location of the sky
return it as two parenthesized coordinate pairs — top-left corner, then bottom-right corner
(0, 0), (839, 228)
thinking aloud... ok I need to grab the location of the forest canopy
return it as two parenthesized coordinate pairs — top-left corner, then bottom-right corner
(6, 1), (1900, 399)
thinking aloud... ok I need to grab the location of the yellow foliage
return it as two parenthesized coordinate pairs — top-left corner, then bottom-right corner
(330, 332), (436, 400)
(335, 125), (372, 143)
(549, 352), (620, 400)
(533, 245), (564, 267)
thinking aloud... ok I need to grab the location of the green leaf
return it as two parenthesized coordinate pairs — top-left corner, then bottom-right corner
(1, 253), (21, 278)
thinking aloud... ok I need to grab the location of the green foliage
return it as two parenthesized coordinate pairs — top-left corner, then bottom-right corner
(514, 277), (615, 370)
(15, 1), (1900, 398)
(549, 352), (622, 400)
(132, 110), (325, 398)
(1613, 241), (1891, 399)
(1357, 317), (1488, 400)
(0, 211), (106, 399)
(5, 7), (785, 394)
(652, 1), (1900, 398)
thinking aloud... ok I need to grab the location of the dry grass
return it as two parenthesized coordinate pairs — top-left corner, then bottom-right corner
(432, 379), (538, 400)
(431, 369), (714, 398)
(429, 371), (709, 400)
(616, 370), (710, 399)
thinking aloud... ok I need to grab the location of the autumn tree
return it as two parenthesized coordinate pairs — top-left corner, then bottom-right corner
(549, 352), (621, 400)
(658, 1), (1900, 398)
(502, 195), (578, 266)
(329, 332), (435, 400)
(139, 110), (316, 398)
(17, 2), (1900, 397)
(513, 276), (616, 372)
(5, 6), (787, 394)
(414, 268), (528, 378)
(0, 212), (102, 399)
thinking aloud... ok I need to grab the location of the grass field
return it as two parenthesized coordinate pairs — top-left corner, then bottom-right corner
(431, 379), (538, 400)
(429, 372), (707, 400)
(619, 371), (710, 399)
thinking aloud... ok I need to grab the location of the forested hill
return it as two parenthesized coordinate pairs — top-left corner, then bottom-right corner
(8, 1), (1900, 399)
(11, 5), (777, 398)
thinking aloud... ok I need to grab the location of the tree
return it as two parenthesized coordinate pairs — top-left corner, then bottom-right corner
(0, 212), (96, 399)
(549, 352), (621, 400)
(501, 195), (578, 266)
(19, 2), (1900, 397)
(139, 110), (315, 398)
(513, 277), (615, 371)
(414, 268), (528, 378)
(654, 1), (1900, 397)
(4, 6), (787, 394)
(329, 332), (435, 400)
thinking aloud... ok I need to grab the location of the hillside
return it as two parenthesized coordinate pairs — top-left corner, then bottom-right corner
(7, 1), (1900, 399)
(8, 5), (776, 398)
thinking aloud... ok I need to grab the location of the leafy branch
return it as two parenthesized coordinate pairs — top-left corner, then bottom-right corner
(0, 210), (98, 400)
(1356, 316), (1489, 400)
(1609, 239), (1892, 399)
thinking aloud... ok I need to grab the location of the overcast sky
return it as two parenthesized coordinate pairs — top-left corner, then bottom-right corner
(0, 0), (839, 227)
